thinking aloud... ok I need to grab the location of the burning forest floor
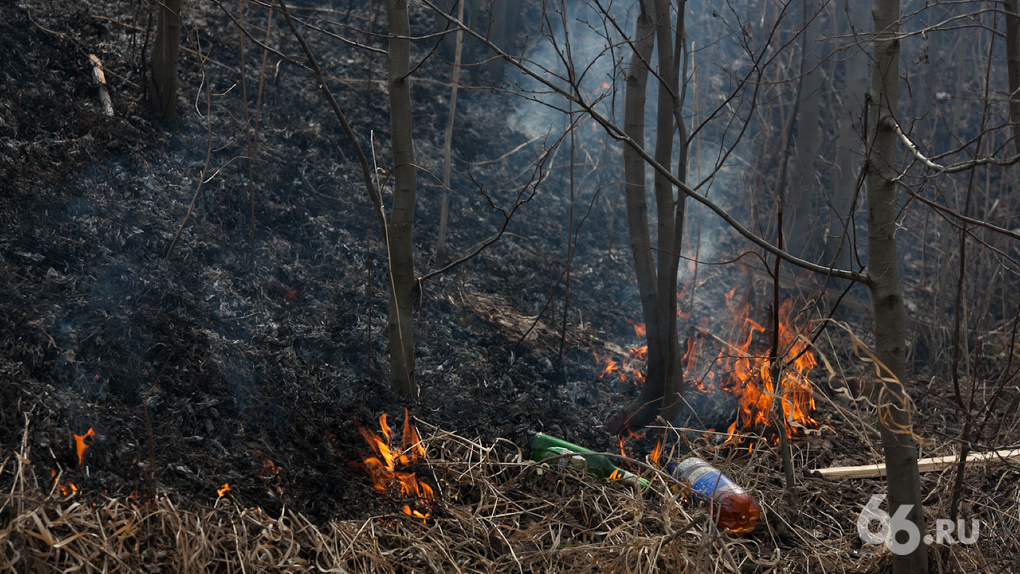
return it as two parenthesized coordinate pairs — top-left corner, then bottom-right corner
(2, 1), (1020, 572)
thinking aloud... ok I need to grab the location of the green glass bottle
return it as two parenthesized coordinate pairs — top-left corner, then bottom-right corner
(530, 432), (651, 489)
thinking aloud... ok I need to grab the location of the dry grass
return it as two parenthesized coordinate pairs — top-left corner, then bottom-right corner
(2, 416), (1017, 573)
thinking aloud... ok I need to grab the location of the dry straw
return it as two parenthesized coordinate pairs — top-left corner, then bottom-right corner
(0, 416), (723, 573)
(3, 415), (1015, 572)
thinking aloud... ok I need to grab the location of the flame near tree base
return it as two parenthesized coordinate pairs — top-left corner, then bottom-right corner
(601, 291), (820, 443)
(356, 409), (434, 520)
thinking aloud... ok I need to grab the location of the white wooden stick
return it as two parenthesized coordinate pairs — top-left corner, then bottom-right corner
(814, 448), (1020, 479)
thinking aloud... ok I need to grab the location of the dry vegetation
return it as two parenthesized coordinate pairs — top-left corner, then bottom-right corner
(4, 413), (1019, 573)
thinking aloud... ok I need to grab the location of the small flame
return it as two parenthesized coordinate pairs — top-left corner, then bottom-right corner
(595, 323), (650, 386)
(260, 459), (282, 481)
(51, 469), (79, 496)
(358, 409), (433, 521)
(649, 437), (663, 466)
(74, 428), (95, 466)
(601, 358), (619, 377)
(255, 451), (285, 496)
(218, 483), (231, 497)
(379, 412), (393, 441)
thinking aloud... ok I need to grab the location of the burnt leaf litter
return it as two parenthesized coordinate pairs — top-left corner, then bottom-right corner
(0, 0), (660, 522)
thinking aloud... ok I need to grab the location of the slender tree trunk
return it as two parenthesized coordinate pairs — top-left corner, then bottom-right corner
(387, 0), (417, 396)
(149, 0), (184, 125)
(867, 1), (928, 571)
(486, 0), (509, 79)
(829, 0), (870, 275)
(1005, 0), (1020, 154)
(607, 0), (662, 434)
(607, 0), (689, 433)
(652, 0), (686, 423)
(436, 0), (466, 263)
(787, 0), (823, 258)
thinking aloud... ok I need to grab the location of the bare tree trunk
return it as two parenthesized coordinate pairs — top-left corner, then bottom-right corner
(829, 0), (870, 275)
(607, 0), (663, 433)
(1005, 0), (1020, 154)
(652, 0), (686, 424)
(149, 0), (184, 125)
(607, 0), (688, 433)
(486, 0), (509, 79)
(386, 0), (417, 396)
(787, 0), (824, 258)
(436, 0), (466, 263)
(867, 0), (928, 571)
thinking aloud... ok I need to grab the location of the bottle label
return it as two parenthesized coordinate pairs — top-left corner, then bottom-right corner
(689, 471), (729, 498)
(539, 446), (589, 472)
(668, 459), (739, 500)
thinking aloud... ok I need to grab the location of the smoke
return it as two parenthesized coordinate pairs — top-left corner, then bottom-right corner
(504, 0), (756, 281)
(506, 0), (636, 141)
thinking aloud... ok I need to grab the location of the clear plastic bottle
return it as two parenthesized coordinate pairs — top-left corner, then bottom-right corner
(666, 456), (760, 534)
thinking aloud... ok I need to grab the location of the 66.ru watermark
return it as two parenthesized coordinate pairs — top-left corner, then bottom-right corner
(857, 495), (980, 555)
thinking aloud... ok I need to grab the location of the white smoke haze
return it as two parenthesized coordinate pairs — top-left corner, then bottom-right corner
(503, 0), (764, 283)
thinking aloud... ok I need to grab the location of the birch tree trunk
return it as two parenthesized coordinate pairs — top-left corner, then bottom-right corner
(387, 0), (417, 396)
(867, 1), (928, 571)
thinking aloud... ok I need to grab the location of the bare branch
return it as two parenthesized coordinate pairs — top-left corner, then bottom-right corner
(889, 116), (1020, 174)
(419, 0), (868, 285)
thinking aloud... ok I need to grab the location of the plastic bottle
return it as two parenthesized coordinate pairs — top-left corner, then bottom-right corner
(530, 433), (651, 489)
(666, 456), (760, 534)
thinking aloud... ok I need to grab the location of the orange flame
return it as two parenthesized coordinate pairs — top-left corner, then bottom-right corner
(257, 452), (283, 483)
(51, 469), (78, 496)
(254, 451), (285, 497)
(597, 353), (646, 386)
(595, 323), (650, 386)
(715, 298), (817, 439)
(603, 289), (818, 443)
(682, 329), (700, 379)
(649, 437), (663, 466)
(358, 409), (433, 521)
(218, 483), (231, 497)
(74, 428), (95, 466)
(601, 358), (618, 376)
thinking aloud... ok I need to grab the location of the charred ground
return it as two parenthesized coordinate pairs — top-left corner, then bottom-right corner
(0, 0), (664, 522)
